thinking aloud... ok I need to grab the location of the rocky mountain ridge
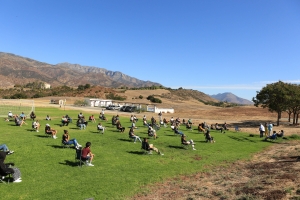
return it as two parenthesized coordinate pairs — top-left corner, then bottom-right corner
(0, 52), (161, 88)
(210, 92), (254, 105)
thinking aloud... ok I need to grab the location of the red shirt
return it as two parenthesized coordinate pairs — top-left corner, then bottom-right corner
(81, 147), (91, 158)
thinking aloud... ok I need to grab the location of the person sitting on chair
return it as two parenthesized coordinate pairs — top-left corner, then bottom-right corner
(116, 121), (125, 133)
(215, 123), (225, 133)
(65, 114), (72, 123)
(141, 138), (163, 155)
(32, 120), (40, 132)
(0, 144), (14, 155)
(14, 115), (25, 127)
(265, 131), (277, 140)
(198, 124), (206, 133)
(181, 134), (196, 150)
(81, 142), (95, 166)
(174, 125), (184, 136)
(61, 116), (69, 126)
(19, 112), (26, 121)
(131, 120), (138, 129)
(30, 111), (36, 121)
(45, 115), (51, 121)
(89, 115), (96, 123)
(186, 123), (192, 130)
(148, 126), (158, 139)
(129, 128), (142, 143)
(78, 112), (84, 119)
(97, 123), (105, 134)
(45, 124), (58, 139)
(205, 130), (215, 143)
(8, 111), (14, 118)
(222, 122), (229, 130)
(62, 130), (81, 149)
(0, 152), (22, 183)
(277, 130), (284, 137)
(76, 118), (86, 130)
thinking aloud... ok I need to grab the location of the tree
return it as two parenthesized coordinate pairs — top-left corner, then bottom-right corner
(252, 81), (290, 126)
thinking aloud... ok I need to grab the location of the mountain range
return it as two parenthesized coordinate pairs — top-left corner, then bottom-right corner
(0, 52), (161, 88)
(210, 92), (254, 105)
(0, 52), (251, 104)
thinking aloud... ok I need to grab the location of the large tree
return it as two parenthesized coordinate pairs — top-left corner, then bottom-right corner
(252, 81), (290, 126)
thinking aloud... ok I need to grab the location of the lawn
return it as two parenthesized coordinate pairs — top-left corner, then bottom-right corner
(1, 107), (275, 199)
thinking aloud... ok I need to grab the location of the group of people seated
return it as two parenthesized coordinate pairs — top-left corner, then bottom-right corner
(265, 130), (284, 141)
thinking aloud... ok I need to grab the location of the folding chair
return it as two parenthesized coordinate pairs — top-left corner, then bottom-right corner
(141, 148), (152, 155)
(75, 147), (87, 167)
(0, 173), (12, 184)
(62, 142), (71, 148)
(0, 164), (14, 184)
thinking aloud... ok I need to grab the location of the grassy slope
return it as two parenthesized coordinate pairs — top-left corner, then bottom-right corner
(1, 107), (273, 199)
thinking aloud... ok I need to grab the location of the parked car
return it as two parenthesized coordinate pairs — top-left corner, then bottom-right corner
(120, 106), (128, 112)
(125, 106), (138, 112)
(106, 105), (121, 110)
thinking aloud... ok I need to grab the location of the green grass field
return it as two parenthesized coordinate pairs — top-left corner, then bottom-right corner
(0, 107), (284, 199)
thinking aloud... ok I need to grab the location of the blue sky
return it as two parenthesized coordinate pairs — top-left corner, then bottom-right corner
(1, 0), (300, 101)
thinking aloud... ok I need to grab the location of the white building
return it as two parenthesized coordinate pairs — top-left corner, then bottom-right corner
(85, 98), (113, 107)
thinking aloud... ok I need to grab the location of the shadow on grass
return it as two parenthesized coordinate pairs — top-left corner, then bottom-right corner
(59, 160), (80, 167)
(48, 144), (74, 149)
(69, 127), (80, 130)
(168, 145), (185, 149)
(127, 151), (145, 155)
(118, 138), (133, 142)
(35, 135), (52, 138)
(227, 136), (257, 143)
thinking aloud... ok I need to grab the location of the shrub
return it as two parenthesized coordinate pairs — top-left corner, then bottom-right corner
(147, 95), (162, 103)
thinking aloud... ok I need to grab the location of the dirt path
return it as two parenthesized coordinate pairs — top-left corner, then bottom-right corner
(131, 141), (300, 200)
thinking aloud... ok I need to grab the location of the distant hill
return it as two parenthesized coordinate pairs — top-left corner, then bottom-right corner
(210, 92), (254, 105)
(0, 52), (161, 88)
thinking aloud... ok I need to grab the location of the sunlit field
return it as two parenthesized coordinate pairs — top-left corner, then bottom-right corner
(1, 107), (275, 199)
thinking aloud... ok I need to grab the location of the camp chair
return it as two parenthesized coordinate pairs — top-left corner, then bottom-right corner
(75, 147), (88, 167)
(0, 163), (14, 184)
(61, 141), (71, 148)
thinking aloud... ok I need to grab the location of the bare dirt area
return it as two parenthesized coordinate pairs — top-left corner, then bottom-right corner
(132, 141), (300, 200)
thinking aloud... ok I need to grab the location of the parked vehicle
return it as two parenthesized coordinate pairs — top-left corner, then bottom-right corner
(120, 106), (128, 112)
(106, 105), (121, 110)
(125, 106), (138, 112)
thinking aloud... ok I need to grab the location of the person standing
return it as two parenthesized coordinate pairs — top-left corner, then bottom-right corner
(259, 123), (265, 138)
(264, 122), (269, 137)
(268, 122), (273, 137)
